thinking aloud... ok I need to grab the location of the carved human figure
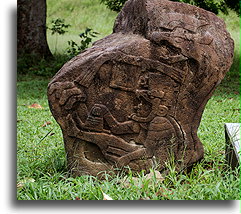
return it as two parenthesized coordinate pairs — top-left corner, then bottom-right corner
(66, 103), (143, 163)
(117, 103), (177, 167)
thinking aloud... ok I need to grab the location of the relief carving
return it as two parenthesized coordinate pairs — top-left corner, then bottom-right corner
(47, 0), (234, 177)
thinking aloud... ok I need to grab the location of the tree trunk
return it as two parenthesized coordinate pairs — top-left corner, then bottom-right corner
(17, 0), (52, 58)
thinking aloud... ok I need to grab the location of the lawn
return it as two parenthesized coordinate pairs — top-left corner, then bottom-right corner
(46, 0), (117, 54)
(17, 0), (240, 200)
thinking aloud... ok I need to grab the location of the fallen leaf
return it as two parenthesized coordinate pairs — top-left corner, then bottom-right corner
(144, 170), (165, 182)
(156, 187), (173, 199)
(100, 189), (113, 200)
(17, 183), (24, 189)
(139, 197), (151, 200)
(41, 121), (52, 127)
(103, 192), (113, 200)
(49, 132), (55, 136)
(75, 197), (81, 200)
(17, 177), (35, 189)
(234, 91), (239, 95)
(28, 103), (43, 109)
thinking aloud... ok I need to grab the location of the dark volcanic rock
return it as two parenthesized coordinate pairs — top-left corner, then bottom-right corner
(48, 0), (234, 177)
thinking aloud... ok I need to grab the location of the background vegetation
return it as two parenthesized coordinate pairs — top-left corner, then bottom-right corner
(100, 0), (240, 14)
(17, 0), (240, 200)
(47, 0), (117, 54)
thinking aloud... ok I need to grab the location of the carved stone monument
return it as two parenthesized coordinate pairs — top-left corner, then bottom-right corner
(48, 0), (234, 177)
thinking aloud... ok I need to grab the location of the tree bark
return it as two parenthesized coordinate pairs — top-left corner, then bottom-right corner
(17, 0), (52, 58)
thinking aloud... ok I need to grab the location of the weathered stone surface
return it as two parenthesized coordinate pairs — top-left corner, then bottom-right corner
(48, 0), (234, 177)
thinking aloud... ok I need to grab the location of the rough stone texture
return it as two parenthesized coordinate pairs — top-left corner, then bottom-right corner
(48, 0), (234, 177)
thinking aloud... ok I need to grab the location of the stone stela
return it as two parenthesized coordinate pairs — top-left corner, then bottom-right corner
(47, 0), (234, 177)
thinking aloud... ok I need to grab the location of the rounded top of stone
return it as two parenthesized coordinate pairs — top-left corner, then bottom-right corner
(114, 0), (226, 35)
(113, 0), (234, 79)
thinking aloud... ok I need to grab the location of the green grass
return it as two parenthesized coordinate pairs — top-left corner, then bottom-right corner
(17, 70), (240, 200)
(17, 1), (240, 200)
(46, 0), (117, 54)
(219, 10), (240, 80)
